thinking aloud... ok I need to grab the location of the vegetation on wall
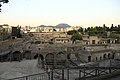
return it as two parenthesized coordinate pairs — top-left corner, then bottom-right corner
(85, 25), (120, 38)
(71, 33), (82, 43)
(67, 30), (78, 35)
(67, 30), (82, 43)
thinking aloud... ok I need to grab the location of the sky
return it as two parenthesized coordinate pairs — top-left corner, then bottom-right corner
(0, 0), (120, 27)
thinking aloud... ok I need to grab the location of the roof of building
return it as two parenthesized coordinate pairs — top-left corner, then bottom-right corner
(90, 49), (112, 54)
(0, 48), (11, 56)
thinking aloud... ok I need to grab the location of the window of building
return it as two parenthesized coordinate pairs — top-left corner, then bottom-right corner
(92, 40), (95, 44)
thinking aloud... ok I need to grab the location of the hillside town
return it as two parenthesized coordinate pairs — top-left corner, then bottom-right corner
(0, 23), (120, 44)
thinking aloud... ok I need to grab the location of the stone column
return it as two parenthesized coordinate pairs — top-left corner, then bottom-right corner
(37, 48), (43, 68)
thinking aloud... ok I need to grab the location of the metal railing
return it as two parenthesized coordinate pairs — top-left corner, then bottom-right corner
(8, 72), (50, 80)
(3, 59), (120, 80)
(50, 59), (120, 80)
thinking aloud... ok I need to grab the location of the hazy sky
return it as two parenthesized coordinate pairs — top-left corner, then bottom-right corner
(0, 0), (120, 27)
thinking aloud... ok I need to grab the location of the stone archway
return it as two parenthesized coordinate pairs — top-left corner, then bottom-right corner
(108, 53), (112, 59)
(23, 51), (32, 59)
(45, 53), (54, 65)
(112, 53), (115, 59)
(88, 56), (91, 62)
(34, 53), (44, 60)
(103, 54), (107, 60)
(96, 57), (98, 61)
(34, 53), (44, 68)
(100, 56), (102, 60)
(56, 52), (66, 65)
(12, 51), (21, 61)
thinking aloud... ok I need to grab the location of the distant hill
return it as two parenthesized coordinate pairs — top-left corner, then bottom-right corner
(39, 25), (46, 27)
(55, 23), (71, 28)
(39, 25), (54, 28)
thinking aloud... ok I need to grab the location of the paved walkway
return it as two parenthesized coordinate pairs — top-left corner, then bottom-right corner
(0, 60), (44, 79)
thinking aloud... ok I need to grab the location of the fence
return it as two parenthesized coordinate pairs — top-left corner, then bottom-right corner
(50, 59), (120, 80)
(5, 59), (120, 80)
(8, 72), (50, 80)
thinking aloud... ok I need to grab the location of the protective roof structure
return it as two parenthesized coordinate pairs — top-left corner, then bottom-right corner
(0, 48), (11, 56)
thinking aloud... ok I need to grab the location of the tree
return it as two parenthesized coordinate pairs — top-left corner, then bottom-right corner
(87, 27), (97, 36)
(84, 28), (87, 33)
(78, 27), (84, 34)
(67, 30), (78, 35)
(71, 33), (82, 43)
(109, 33), (120, 43)
(0, 0), (9, 12)
(85, 26), (107, 37)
